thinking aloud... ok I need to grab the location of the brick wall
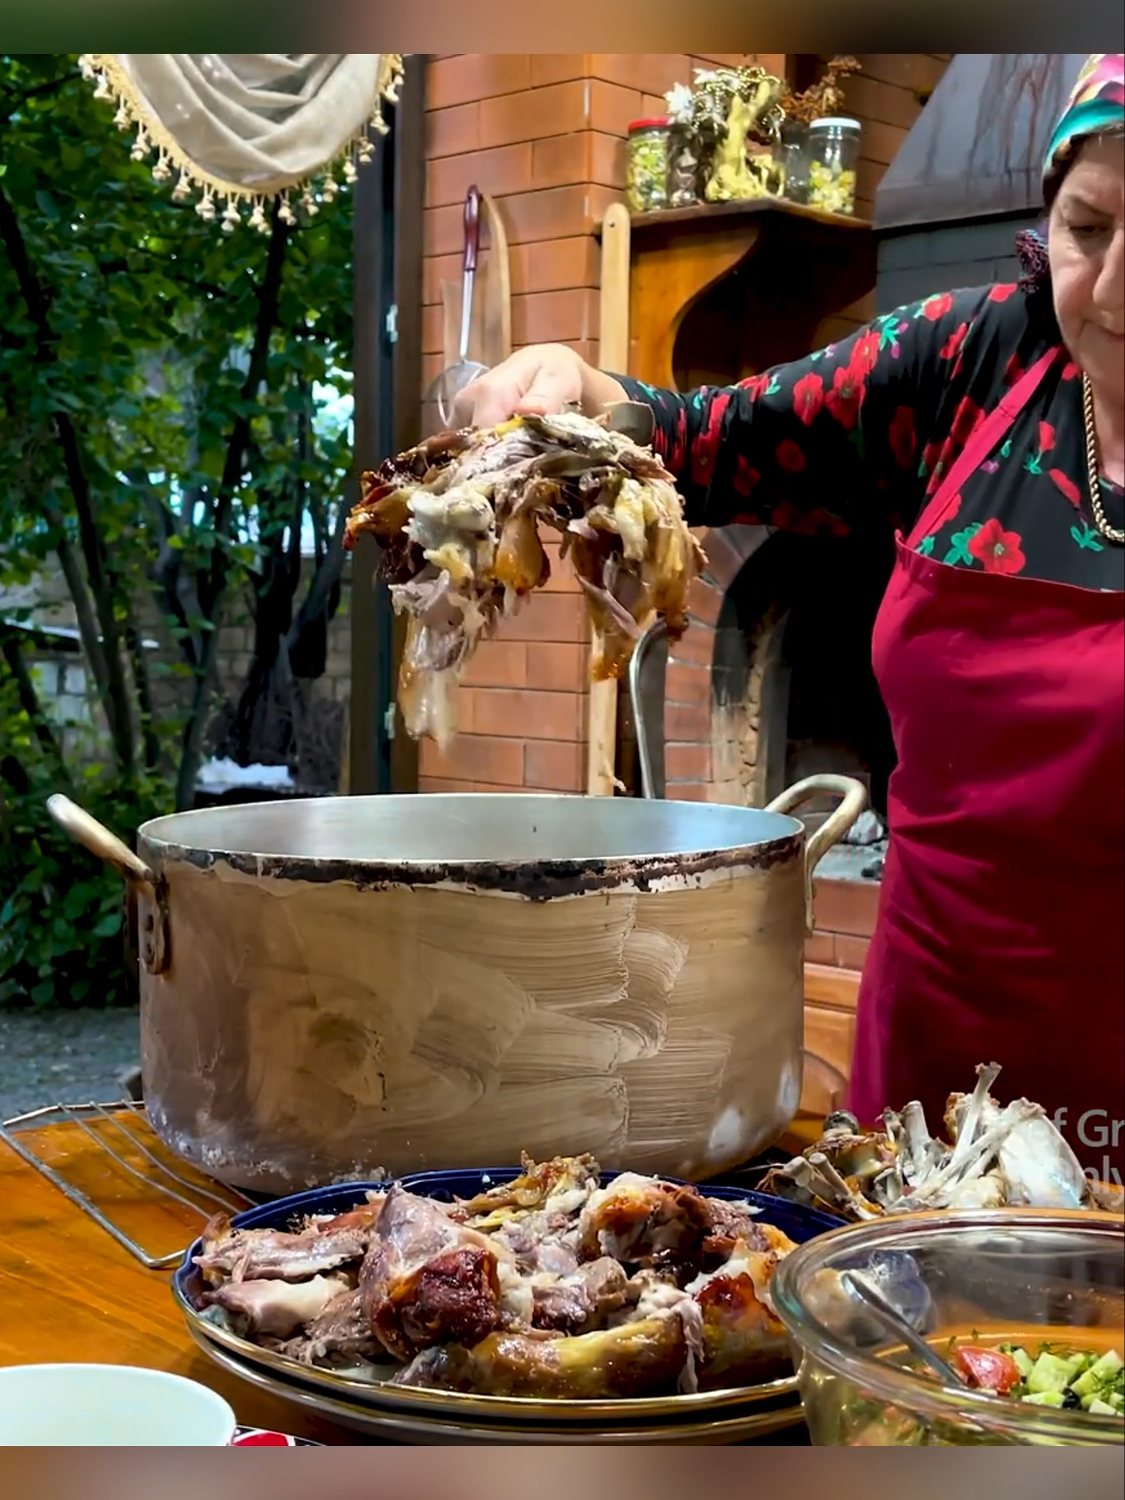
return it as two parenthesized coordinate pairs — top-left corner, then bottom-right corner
(419, 54), (782, 795)
(844, 54), (951, 221)
(801, 872), (882, 1092)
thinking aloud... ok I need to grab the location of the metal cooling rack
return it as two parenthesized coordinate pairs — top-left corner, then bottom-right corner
(0, 1098), (252, 1269)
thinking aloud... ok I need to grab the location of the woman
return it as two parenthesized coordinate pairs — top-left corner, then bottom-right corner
(455, 56), (1125, 1177)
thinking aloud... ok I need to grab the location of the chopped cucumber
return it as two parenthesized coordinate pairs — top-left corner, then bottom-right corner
(1087, 1349), (1123, 1382)
(1001, 1344), (1035, 1379)
(1027, 1352), (1082, 1395)
(862, 1340), (1125, 1443)
(1088, 1398), (1118, 1417)
(1071, 1367), (1101, 1398)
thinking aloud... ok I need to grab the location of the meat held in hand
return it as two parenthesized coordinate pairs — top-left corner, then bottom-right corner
(343, 411), (706, 747)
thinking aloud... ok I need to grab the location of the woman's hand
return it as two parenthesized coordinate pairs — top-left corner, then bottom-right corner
(451, 343), (627, 428)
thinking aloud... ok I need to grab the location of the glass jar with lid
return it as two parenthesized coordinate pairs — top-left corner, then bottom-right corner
(626, 117), (671, 214)
(807, 116), (861, 215)
(779, 119), (811, 205)
(667, 124), (702, 208)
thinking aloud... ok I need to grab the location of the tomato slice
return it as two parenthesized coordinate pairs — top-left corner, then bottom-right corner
(954, 1345), (1021, 1394)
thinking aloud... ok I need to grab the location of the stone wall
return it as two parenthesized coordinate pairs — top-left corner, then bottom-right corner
(209, 560), (354, 713)
(2, 560), (352, 782)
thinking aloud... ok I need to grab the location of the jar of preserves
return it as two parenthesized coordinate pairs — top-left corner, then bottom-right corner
(667, 124), (702, 208)
(626, 118), (671, 214)
(779, 119), (810, 205)
(807, 116), (860, 215)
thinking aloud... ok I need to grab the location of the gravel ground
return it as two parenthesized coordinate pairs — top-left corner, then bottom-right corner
(0, 1009), (140, 1122)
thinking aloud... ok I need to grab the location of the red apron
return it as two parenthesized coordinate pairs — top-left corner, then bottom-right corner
(847, 348), (1125, 1182)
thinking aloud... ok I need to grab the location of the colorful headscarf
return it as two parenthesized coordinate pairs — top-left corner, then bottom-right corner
(1018, 54), (1124, 297)
(1043, 53), (1124, 198)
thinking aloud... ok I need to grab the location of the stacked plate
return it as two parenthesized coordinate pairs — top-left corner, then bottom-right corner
(174, 1169), (840, 1445)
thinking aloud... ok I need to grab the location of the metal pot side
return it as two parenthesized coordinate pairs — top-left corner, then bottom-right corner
(48, 783), (866, 1193)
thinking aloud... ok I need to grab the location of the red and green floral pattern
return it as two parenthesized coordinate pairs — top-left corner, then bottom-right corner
(619, 276), (1123, 592)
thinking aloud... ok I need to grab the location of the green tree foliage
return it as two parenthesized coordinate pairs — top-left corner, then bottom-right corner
(1, 53), (355, 1007)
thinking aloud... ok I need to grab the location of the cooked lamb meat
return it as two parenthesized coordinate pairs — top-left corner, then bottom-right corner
(194, 1197), (385, 1284)
(577, 1173), (713, 1264)
(687, 1235), (795, 1390)
(279, 1287), (386, 1368)
(343, 411), (705, 746)
(391, 1314), (692, 1399)
(203, 1273), (351, 1338)
(459, 1152), (601, 1225)
(359, 1185), (508, 1361)
(189, 1153), (800, 1403)
(530, 1256), (631, 1334)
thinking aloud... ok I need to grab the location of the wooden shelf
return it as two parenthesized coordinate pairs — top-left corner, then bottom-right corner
(599, 195), (875, 391)
(597, 195), (871, 238)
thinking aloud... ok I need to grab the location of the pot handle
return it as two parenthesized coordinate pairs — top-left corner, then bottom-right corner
(46, 794), (170, 973)
(765, 775), (869, 934)
(47, 793), (157, 887)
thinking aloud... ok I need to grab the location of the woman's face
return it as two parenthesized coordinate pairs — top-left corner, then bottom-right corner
(1048, 133), (1125, 405)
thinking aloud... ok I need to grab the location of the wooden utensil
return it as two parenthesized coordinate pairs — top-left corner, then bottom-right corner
(588, 201), (632, 797)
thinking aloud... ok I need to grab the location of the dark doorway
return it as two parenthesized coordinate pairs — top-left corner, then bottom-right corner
(716, 529), (896, 823)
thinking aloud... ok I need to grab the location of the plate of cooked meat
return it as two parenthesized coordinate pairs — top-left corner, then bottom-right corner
(173, 1152), (842, 1442)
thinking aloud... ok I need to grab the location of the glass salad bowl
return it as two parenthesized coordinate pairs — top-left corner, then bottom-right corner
(772, 1210), (1124, 1446)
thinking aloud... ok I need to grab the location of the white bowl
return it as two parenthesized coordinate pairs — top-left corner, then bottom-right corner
(0, 1363), (236, 1446)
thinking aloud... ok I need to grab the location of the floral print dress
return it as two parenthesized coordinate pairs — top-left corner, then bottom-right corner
(616, 283), (1125, 591)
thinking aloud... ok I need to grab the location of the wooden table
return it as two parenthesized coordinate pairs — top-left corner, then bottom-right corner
(0, 1112), (821, 1445)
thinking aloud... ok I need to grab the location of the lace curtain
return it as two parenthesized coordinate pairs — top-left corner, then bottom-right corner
(79, 53), (404, 232)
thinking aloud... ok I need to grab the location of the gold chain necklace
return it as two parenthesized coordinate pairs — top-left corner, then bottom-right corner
(1081, 373), (1125, 545)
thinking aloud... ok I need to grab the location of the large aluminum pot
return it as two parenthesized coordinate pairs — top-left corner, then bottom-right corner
(48, 776), (866, 1195)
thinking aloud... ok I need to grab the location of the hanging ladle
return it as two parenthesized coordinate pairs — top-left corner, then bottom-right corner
(431, 185), (489, 427)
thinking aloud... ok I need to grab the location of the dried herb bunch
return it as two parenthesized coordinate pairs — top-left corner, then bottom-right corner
(779, 56), (861, 126)
(667, 64), (786, 146)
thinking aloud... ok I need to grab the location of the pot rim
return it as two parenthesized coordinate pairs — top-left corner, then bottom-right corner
(136, 792), (809, 900)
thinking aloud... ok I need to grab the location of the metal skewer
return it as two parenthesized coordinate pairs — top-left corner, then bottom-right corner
(0, 1099), (251, 1270)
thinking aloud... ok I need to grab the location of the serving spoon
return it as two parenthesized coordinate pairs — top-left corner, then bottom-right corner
(841, 1270), (966, 1386)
